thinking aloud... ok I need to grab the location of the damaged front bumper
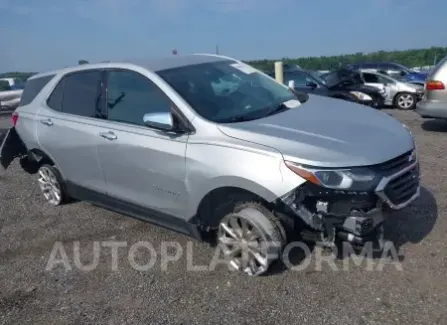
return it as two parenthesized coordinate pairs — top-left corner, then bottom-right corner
(280, 152), (420, 247)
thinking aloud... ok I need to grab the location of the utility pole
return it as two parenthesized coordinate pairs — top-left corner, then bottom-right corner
(216, 44), (219, 55)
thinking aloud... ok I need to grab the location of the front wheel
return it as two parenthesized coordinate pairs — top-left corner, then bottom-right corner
(217, 202), (286, 276)
(394, 92), (416, 110)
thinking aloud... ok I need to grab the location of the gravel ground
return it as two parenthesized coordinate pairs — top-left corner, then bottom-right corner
(0, 110), (446, 325)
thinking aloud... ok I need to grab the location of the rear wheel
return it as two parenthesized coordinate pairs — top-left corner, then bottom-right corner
(37, 164), (68, 206)
(217, 202), (286, 276)
(394, 92), (416, 110)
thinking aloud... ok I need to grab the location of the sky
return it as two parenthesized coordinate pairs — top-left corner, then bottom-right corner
(0, 0), (446, 72)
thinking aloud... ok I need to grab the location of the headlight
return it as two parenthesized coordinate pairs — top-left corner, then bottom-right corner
(350, 91), (372, 101)
(285, 161), (380, 191)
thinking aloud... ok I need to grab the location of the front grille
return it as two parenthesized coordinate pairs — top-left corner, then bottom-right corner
(383, 165), (419, 206)
(372, 150), (414, 176)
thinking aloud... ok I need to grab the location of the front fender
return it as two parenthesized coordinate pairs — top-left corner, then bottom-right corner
(185, 143), (306, 218)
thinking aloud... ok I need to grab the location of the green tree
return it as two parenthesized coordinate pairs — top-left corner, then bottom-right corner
(78, 60), (89, 65)
(247, 47), (447, 71)
(0, 72), (36, 83)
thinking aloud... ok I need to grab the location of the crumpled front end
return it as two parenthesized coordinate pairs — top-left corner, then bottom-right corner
(280, 150), (420, 247)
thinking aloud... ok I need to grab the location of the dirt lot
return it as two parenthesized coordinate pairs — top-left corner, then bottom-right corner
(0, 110), (446, 325)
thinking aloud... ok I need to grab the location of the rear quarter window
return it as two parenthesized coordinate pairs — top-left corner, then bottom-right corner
(20, 75), (55, 106)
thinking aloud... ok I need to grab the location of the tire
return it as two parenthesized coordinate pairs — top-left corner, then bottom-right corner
(394, 92), (416, 110)
(216, 202), (286, 276)
(37, 164), (68, 206)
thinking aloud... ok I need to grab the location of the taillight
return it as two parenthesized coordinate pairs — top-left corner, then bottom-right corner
(426, 80), (445, 90)
(12, 112), (19, 126)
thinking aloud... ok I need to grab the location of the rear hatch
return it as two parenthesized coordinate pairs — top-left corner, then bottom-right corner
(425, 56), (447, 101)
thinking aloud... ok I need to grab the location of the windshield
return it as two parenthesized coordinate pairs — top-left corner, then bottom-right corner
(306, 71), (327, 86)
(157, 60), (298, 123)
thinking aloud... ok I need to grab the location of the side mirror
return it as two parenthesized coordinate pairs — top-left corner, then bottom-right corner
(306, 81), (318, 88)
(143, 112), (174, 131)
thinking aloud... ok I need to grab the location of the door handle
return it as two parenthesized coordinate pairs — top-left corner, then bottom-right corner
(40, 119), (53, 126)
(99, 131), (117, 140)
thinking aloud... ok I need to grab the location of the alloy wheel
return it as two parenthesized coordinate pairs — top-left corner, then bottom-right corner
(397, 94), (414, 110)
(217, 213), (274, 276)
(38, 166), (62, 205)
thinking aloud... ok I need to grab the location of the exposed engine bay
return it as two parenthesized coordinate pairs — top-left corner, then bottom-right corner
(280, 150), (420, 250)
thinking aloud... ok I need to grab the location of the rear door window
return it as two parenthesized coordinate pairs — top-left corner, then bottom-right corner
(20, 75), (55, 106)
(60, 71), (103, 118)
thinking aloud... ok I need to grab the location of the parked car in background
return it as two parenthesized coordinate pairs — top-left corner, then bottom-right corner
(267, 69), (376, 107)
(0, 78), (19, 88)
(361, 71), (424, 110)
(0, 54), (419, 276)
(319, 68), (386, 108)
(350, 62), (427, 85)
(0, 82), (24, 111)
(416, 56), (447, 120)
(282, 63), (302, 71)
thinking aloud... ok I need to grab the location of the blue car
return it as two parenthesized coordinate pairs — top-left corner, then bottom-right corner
(10, 83), (25, 90)
(349, 62), (427, 85)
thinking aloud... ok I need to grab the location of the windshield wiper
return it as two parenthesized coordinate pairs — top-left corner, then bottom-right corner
(218, 114), (257, 123)
(264, 102), (290, 117)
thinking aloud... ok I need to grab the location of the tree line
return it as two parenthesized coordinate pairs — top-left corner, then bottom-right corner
(246, 46), (447, 71)
(1, 47), (446, 82)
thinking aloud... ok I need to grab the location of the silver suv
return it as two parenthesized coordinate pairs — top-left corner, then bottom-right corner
(0, 54), (420, 276)
(416, 56), (447, 119)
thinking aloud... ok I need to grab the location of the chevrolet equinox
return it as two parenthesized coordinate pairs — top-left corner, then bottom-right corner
(0, 54), (420, 275)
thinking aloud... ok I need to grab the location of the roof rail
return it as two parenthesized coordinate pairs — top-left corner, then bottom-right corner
(193, 53), (241, 63)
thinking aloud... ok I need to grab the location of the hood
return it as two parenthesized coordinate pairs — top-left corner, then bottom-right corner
(217, 95), (414, 168)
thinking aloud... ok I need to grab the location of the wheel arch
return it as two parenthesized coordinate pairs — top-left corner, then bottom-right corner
(393, 91), (416, 108)
(191, 178), (280, 230)
(28, 147), (55, 164)
(21, 147), (59, 175)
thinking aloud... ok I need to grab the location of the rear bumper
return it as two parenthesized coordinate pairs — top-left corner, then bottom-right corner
(416, 99), (447, 118)
(0, 127), (27, 169)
